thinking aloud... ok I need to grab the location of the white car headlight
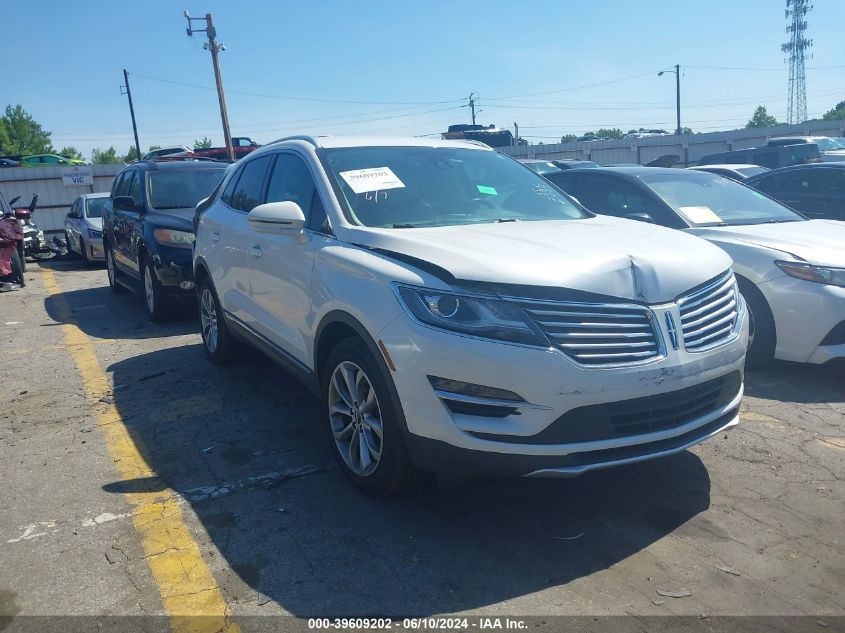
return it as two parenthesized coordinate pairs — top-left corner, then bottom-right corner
(396, 285), (548, 346)
(775, 261), (845, 288)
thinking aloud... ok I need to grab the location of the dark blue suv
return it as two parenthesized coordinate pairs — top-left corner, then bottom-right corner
(103, 158), (227, 321)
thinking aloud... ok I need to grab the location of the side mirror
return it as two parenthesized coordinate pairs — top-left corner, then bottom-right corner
(112, 196), (140, 212)
(624, 212), (655, 224)
(247, 201), (306, 230)
(15, 209), (31, 220)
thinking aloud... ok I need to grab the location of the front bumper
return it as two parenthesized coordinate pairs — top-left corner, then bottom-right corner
(760, 275), (845, 364)
(150, 248), (196, 297)
(378, 308), (748, 477)
(87, 238), (105, 261)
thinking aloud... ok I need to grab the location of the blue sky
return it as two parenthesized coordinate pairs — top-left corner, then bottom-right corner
(2, 0), (843, 158)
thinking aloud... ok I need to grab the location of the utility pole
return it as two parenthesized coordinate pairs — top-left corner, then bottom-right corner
(468, 93), (477, 126)
(674, 63), (681, 135)
(658, 65), (682, 135)
(120, 70), (142, 162)
(513, 122), (519, 146)
(185, 11), (234, 160)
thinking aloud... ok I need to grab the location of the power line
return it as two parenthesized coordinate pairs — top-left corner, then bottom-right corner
(483, 70), (662, 101)
(129, 72), (464, 106)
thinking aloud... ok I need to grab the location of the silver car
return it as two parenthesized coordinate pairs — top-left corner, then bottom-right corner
(65, 192), (109, 263)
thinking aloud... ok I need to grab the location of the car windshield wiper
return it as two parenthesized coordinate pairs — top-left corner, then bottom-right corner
(392, 223), (417, 228)
(153, 205), (189, 210)
(496, 218), (519, 223)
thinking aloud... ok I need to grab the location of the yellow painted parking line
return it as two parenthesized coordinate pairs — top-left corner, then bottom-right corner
(41, 268), (239, 633)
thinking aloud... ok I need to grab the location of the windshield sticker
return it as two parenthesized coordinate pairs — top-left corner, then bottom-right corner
(476, 185), (498, 196)
(680, 205), (722, 224)
(339, 167), (405, 194)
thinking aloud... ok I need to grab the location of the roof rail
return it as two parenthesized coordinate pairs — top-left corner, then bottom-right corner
(264, 135), (322, 148)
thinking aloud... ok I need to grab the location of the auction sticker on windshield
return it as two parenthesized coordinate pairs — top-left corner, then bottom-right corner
(680, 205), (722, 224)
(340, 167), (406, 194)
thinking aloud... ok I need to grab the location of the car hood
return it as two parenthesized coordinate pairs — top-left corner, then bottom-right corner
(688, 219), (845, 267)
(146, 207), (194, 232)
(84, 217), (103, 231)
(343, 217), (731, 303)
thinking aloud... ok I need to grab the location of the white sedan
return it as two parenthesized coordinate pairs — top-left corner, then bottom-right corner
(545, 167), (845, 367)
(65, 192), (109, 264)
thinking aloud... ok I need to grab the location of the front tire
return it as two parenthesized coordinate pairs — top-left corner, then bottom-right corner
(197, 277), (241, 364)
(106, 246), (127, 294)
(9, 249), (25, 287)
(80, 238), (92, 266)
(738, 278), (776, 370)
(322, 338), (421, 496)
(142, 258), (173, 322)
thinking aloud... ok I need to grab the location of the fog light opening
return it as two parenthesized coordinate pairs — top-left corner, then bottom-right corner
(179, 281), (196, 290)
(427, 376), (524, 402)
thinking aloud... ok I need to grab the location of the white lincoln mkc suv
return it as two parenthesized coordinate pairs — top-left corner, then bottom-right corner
(193, 136), (749, 495)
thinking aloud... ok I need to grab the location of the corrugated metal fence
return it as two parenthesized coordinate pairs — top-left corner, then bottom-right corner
(499, 119), (845, 166)
(0, 164), (122, 235)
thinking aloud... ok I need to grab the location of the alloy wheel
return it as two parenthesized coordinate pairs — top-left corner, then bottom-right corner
(143, 265), (155, 314)
(200, 288), (219, 353)
(327, 361), (384, 477)
(107, 250), (116, 285)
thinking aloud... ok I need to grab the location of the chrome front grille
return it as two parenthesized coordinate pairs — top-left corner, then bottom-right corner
(678, 271), (739, 351)
(516, 300), (662, 366)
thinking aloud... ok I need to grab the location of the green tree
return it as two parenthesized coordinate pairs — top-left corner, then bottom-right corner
(123, 145), (140, 162)
(59, 146), (83, 160)
(680, 127), (694, 135)
(745, 106), (779, 129)
(1, 105), (53, 154)
(595, 127), (624, 140)
(194, 136), (213, 149)
(91, 147), (122, 164)
(560, 134), (577, 143)
(147, 144), (162, 153)
(0, 119), (10, 154)
(822, 100), (845, 121)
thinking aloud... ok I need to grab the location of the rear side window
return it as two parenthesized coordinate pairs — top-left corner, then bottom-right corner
(114, 171), (131, 197)
(229, 156), (271, 212)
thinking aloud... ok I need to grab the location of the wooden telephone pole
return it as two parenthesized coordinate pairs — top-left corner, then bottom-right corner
(185, 11), (234, 161)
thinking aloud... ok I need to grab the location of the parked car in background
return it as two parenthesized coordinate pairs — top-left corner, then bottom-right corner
(764, 136), (845, 162)
(0, 158), (19, 168)
(142, 146), (191, 160)
(746, 163), (845, 221)
(519, 159), (561, 175)
(687, 164), (770, 182)
(65, 192), (110, 264)
(544, 166), (845, 367)
(19, 153), (86, 167)
(552, 159), (599, 170)
(698, 143), (820, 170)
(192, 136), (260, 160)
(103, 158), (227, 321)
(194, 135), (748, 495)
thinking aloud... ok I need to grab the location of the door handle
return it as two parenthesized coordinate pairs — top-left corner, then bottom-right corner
(248, 244), (263, 258)
(211, 231), (221, 241)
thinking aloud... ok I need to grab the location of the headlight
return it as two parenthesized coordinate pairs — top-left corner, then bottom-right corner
(396, 285), (548, 346)
(775, 261), (845, 288)
(153, 228), (193, 249)
(88, 229), (103, 240)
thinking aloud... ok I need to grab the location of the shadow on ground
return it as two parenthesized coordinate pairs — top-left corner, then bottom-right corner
(102, 342), (713, 616)
(42, 281), (197, 340)
(745, 360), (845, 404)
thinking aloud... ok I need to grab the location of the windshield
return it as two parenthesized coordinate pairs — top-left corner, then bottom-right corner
(85, 198), (109, 218)
(815, 138), (845, 151)
(147, 169), (225, 209)
(320, 146), (589, 228)
(640, 172), (804, 226)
